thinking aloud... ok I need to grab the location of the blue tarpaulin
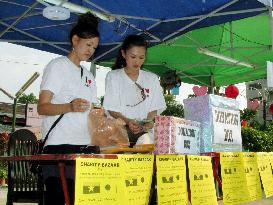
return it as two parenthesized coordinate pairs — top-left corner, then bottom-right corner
(0, 0), (268, 62)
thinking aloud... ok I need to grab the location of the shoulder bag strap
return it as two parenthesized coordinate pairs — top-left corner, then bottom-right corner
(40, 113), (65, 152)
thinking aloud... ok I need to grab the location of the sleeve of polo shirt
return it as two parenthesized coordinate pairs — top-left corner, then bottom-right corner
(40, 59), (64, 95)
(103, 72), (121, 112)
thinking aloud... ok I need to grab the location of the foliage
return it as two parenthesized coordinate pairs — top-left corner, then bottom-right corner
(247, 120), (263, 130)
(240, 108), (257, 121)
(187, 94), (196, 98)
(0, 124), (12, 133)
(162, 94), (184, 118)
(0, 132), (9, 155)
(18, 93), (38, 104)
(242, 127), (273, 152)
(240, 108), (273, 151)
(264, 123), (273, 132)
(0, 162), (7, 178)
(240, 108), (262, 130)
(0, 133), (8, 179)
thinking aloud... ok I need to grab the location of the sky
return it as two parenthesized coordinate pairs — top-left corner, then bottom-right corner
(0, 42), (247, 109)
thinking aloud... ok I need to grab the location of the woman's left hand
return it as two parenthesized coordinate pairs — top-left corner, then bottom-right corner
(71, 98), (90, 112)
(142, 121), (154, 132)
(128, 120), (142, 134)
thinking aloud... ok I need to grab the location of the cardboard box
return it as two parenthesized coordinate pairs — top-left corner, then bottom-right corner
(154, 116), (201, 154)
(184, 94), (242, 153)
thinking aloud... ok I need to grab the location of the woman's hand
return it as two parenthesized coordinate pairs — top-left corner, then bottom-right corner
(142, 121), (154, 131)
(128, 120), (143, 134)
(71, 98), (90, 112)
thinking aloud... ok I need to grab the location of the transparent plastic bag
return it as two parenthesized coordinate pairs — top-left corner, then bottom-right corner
(88, 109), (129, 147)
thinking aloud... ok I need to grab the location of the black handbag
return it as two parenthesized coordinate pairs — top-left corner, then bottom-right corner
(30, 113), (64, 174)
(126, 126), (147, 147)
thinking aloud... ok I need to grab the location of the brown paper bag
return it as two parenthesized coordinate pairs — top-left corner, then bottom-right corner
(88, 109), (129, 147)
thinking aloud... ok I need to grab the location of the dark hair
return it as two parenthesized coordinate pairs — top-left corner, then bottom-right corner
(69, 12), (99, 44)
(112, 35), (147, 70)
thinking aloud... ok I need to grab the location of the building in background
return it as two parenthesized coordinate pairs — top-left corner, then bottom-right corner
(245, 79), (273, 124)
(0, 102), (25, 125)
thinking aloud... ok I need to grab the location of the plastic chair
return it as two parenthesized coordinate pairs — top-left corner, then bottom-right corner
(6, 129), (44, 205)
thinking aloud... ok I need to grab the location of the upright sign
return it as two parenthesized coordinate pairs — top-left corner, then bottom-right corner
(156, 155), (188, 205)
(75, 158), (123, 205)
(119, 155), (154, 205)
(220, 152), (249, 205)
(188, 155), (217, 205)
(154, 116), (200, 154)
(175, 123), (200, 154)
(242, 152), (262, 202)
(212, 107), (241, 145)
(256, 152), (273, 197)
(184, 94), (242, 152)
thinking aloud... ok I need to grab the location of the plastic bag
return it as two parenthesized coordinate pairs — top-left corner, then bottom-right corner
(88, 109), (129, 147)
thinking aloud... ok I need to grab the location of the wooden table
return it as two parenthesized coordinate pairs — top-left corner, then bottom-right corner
(0, 154), (120, 205)
(1, 149), (222, 204)
(0, 145), (153, 205)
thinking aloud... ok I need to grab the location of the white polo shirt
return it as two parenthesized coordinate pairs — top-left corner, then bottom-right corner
(40, 56), (97, 146)
(103, 68), (166, 120)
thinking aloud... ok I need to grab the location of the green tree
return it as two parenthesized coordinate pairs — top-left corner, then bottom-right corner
(17, 93), (38, 104)
(240, 108), (261, 129)
(0, 162), (7, 178)
(240, 108), (257, 121)
(162, 94), (184, 118)
(242, 127), (273, 152)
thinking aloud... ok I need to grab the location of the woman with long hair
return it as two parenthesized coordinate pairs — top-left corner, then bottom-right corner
(103, 35), (166, 145)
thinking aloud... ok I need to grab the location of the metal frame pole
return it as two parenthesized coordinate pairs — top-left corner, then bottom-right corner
(11, 98), (17, 132)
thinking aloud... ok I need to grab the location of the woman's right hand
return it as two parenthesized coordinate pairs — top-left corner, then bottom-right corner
(128, 120), (142, 134)
(71, 98), (90, 112)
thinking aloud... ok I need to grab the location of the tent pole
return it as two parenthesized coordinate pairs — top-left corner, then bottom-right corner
(162, 8), (267, 23)
(229, 22), (234, 57)
(85, 0), (161, 41)
(0, 21), (70, 53)
(269, 6), (273, 51)
(208, 74), (215, 94)
(0, 1), (39, 38)
(11, 98), (17, 132)
(263, 99), (267, 127)
(163, 0), (240, 41)
(94, 44), (121, 61)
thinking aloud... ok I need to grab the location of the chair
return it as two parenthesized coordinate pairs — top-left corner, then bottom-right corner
(6, 129), (44, 205)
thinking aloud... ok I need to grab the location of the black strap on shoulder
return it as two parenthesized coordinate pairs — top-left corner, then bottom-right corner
(80, 66), (83, 79)
(40, 113), (64, 153)
(42, 101), (73, 149)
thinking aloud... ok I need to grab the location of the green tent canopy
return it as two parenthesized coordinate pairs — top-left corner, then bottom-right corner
(100, 14), (273, 87)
